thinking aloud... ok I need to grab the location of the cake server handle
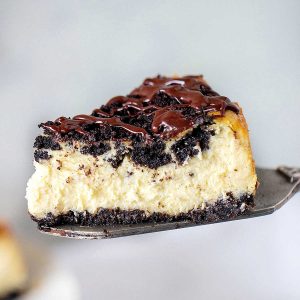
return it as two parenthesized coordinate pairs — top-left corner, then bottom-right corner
(277, 166), (300, 192)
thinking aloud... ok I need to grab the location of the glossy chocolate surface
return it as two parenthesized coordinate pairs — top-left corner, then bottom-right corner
(42, 75), (239, 140)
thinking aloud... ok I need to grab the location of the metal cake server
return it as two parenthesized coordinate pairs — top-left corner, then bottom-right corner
(39, 166), (300, 240)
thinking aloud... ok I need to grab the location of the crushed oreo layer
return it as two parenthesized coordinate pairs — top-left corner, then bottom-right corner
(33, 119), (213, 168)
(32, 194), (254, 227)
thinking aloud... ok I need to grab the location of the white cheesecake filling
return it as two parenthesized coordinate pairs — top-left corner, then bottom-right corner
(26, 122), (257, 219)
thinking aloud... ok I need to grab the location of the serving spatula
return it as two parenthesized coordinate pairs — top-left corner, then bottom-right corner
(38, 166), (300, 240)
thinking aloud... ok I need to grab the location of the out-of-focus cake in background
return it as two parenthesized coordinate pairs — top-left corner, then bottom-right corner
(0, 222), (28, 299)
(26, 75), (257, 227)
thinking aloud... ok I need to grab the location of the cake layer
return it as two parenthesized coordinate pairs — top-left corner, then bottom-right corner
(0, 223), (27, 299)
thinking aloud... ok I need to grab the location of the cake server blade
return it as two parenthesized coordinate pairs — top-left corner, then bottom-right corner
(38, 166), (300, 239)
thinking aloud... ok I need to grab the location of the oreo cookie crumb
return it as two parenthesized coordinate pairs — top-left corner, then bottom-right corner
(107, 143), (128, 168)
(151, 91), (181, 107)
(171, 135), (199, 164)
(171, 123), (213, 164)
(80, 143), (111, 157)
(34, 135), (61, 150)
(34, 150), (51, 162)
(131, 141), (172, 169)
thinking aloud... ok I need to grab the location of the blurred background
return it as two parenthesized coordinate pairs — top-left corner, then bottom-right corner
(0, 0), (299, 299)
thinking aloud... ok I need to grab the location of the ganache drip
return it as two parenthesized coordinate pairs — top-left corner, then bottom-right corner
(42, 75), (239, 140)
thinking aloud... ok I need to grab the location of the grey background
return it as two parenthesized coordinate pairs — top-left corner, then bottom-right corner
(0, 1), (299, 299)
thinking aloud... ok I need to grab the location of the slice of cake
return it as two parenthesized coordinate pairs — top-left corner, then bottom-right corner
(0, 222), (28, 299)
(26, 75), (257, 227)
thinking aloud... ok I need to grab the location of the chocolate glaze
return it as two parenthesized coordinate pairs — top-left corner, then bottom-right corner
(42, 75), (239, 140)
(152, 107), (193, 138)
(44, 115), (150, 139)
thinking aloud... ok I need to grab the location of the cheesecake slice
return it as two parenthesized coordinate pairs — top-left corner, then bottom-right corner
(26, 75), (257, 227)
(0, 222), (28, 299)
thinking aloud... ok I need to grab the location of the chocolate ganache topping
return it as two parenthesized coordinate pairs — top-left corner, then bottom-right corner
(42, 75), (239, 141)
